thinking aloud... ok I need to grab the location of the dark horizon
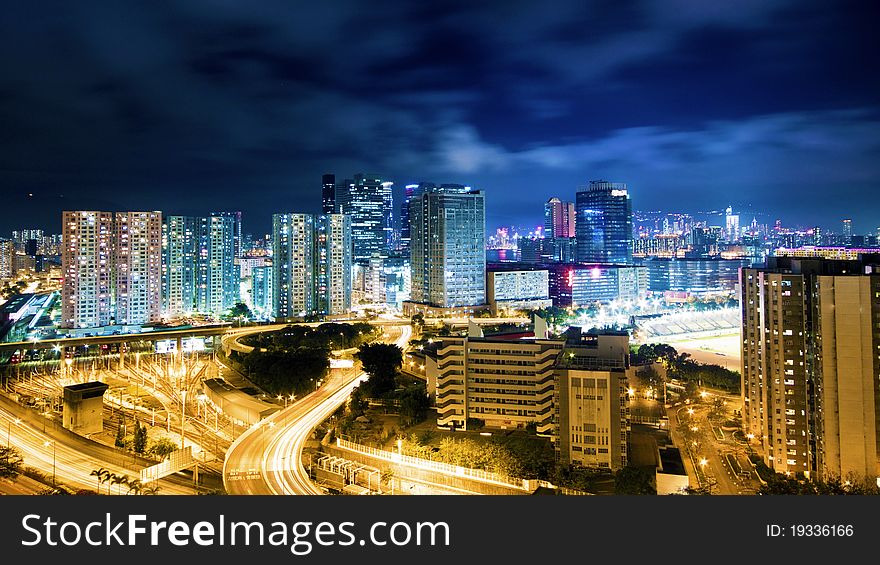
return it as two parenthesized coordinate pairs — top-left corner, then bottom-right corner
(2, 1), (879, 236)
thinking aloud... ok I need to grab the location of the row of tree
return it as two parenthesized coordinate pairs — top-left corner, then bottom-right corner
(89, 467), (159, 495)
(632, 343), (740, 393)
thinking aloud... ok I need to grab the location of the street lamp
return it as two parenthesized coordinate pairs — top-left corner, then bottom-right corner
(699, 458), (708, 468)
(43, 440), (56, 487)
(687, 407), (695, 416)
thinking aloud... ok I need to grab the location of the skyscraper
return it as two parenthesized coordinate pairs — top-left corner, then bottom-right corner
(335, 173), (393, 262)
(162, 214), (238, 319)
(408, 184), (485, 312)
(114, 212), (162, 326)
(322, 174), (336, 215)
(843, 218), (853, 245)
(162, 215), (198, 318)
(273, 213), (317, 318)
(251, 265), (273, 318)
(575, 181), (633, 264)
(0, 239), (14, 280)
(725, 206), (740, 243)
(317, 214), (352, 316)
(741, 256), (880, 482)
(62, 212), (115, 328)
(197, 214), (238, 315)
(544, 197), (575, 238)
(212, 211), (242, 259)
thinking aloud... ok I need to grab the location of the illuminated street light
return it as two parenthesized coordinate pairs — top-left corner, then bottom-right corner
(627, 388), (636, 398)
(699, 391), (708, 399)
(691, 426), (699, 432)
(699, 458), (708, 468)
(687, 407), (695, 416)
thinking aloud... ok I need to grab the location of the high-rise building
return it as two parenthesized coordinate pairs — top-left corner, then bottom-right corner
(317, 214), (352, 316)
(0, 239), (13, 280)
(725, 206), (740, 243)
(212, 211), (242, 259)
(273, 213), (317, 318)
(842, 219), (853, 245)
(575, 181), (633, 264)
(741, 256), (880, 482)
(114, 212), (163, 326)
(162, 214), (238, 319)
(251, 265), (273, 318)
(407, 184), (485, 312)
(335, 173), (393, 262)
(544, 197), (576, 238)
(322, 174), (336, 215)
(197, 214), (238, 315)
(399, 183), (432, 254)
(162, 216), (198, 319)
(62, 212), (114, 328)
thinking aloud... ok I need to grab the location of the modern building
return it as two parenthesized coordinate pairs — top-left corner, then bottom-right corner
(317, 214), (352, 316)
(635, 258), (748, 295)
(842, 219), (853, 246)
(407, 184), (486, 313)
(575, 181), (633, 264)
(486, 267), (552, 315)
(544, 198), (576, 238)
(741, 256), (880, 483)
(251, 265), (273, 318)
(0, 239), (13, 280)
(212, 211), (242, 259)
(774, 246), (880, 261)
(335, 173), (393, 262)
(322, 174), (336, 215)
(545, 263), (648, 308)
(114, 211), (163, 326)
(61, 211), (115, 329)
(162, 214), (238, 319)
(725, 206), (740, 243)
(162, 215), (198, 319)
(273, 213), (317, 319)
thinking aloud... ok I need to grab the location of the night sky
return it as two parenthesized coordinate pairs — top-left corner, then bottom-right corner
(2, 1), (879, 236)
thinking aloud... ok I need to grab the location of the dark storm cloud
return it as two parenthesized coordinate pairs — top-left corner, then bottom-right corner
(1, 0), (878, 235)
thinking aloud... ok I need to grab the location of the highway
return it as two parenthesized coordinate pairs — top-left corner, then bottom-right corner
(224, 324), (411, 495)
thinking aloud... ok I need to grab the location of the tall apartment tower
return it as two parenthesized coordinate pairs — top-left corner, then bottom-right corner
(197, 214), (238, 315)
(544, 197), (576, 238)
(842, 219), (853, 245)
(162, 216), (198, 318)
(409, 185), (486, 310)
(0, 239), (14, 280)
(322, 174), (336, 215)
(741, 256), (880, 482)
(113, 211), (163, 326)
(335, 173), (393, 262)
(211, 211), (242, 259)
(62, 211), (115, 328)
(272, 213), (317, 318)
(317, 214), (352, 316)
(576, 181), (633, 264)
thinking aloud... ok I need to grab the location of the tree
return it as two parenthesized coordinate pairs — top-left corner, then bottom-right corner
(110, 473), (129, 495)
(90, 468), (111, 494)
(613, 466), (656, 495)
(132, 420), (147, 454)
(410, 313), (425, 327)
(114, 424), (126, 449)
(356, 343), (402, 397)
(142, 483), (161, 495)
(227, 302), (253, 322)
(148, 438), (178, 460)
(398, 384), (430, 426)
(127, 478), (143, 495)
(0, 445), (24, 479)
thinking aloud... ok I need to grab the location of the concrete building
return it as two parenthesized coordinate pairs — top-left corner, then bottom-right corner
(433, 336), (564, 434)
(196, 214), (238, 316)
(114, 211), (163, 326)
(546, 263), (648, 308)
(62, 381), (109, 434)
(486, 267), (553, 315)
(162, 215), (198, 319)
(273, 213), (317, 319)
(61, 211), (115, 328)
(317, 214), (352, 316)
(0, 239), (13, 280)
(408, 184), (486, 312)
(741, 256), (880, 482)
(554, 330), (630, 470)
(250, 265), (273, 318)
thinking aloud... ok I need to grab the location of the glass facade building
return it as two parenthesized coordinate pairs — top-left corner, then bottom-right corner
(576, 180), (633, 264)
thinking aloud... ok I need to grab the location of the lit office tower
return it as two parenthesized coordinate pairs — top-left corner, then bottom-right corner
(317, 214), (352, 316)
(0, 239), (13, 280)
(741, 256), (880, 482)
(273, 213), (317, 318)
(409, 185), (486, 311)
(576, 181), (633, 264)
(335, 173), (393, 262)
(212, 211), (242, 259)
(196, 214), (238, 315)
(322, 174), (336, 215)
(114, 212), (163, 326)
(62, 212), (115, 328)
(544, 197), (575, 238)
(842, 219), (853, 245)
(162, 216), (198, 318)
(725, 206), (740, 243)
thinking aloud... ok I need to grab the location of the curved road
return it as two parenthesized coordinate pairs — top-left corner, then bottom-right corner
(223, 324), (411, 495)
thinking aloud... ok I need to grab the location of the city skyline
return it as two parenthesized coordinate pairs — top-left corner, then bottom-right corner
(2, 2), (879, 236)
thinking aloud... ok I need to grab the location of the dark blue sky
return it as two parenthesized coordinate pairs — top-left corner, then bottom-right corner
(2, 1), (879, 236)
